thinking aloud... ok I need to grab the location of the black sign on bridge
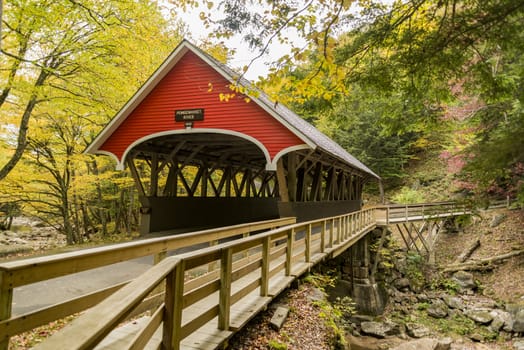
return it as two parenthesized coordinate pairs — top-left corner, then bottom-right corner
(175, 108), (204, 122)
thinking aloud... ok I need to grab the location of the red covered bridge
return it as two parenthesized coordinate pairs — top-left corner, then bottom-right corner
(86, 40), (381, 233)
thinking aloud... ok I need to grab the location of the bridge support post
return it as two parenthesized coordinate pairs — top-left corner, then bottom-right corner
(0, 273), (12, 350)
(350, 231), (387, 315)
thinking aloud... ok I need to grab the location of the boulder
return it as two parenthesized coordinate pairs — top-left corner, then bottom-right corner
(489, 213), (506, 228)
(417, 293), (430, 303)
(307, 287), (325, 302)
(436, 338), (453, 350)
(443, 295), (465, 310)
(350, 314), (375, 325)
(7, 237), (28, 245)
(513, 339), (524, 350)
(394, 278), (411, 290)
(507, 304), (524, 332)
(489, 310), (511, 332)
(270, 306), (289, 330)
(361, 321), (400, 338)
(471, 297), (497, 310)
(451, 271), (476, 291)
(427, 299), (449, 319)
(405, 323), (430, 338)
(346, 334), (380, 350)
(464, 309), (494, 324)
(513, 309), (524, 333)
(3, 230), (19, 237)
(389, 338), (451, 350)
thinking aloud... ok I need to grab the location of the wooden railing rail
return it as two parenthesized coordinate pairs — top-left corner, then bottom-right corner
(487, 196), (512, 209)
(373, 202), (471, 225)
(33, 208), (378, 350)
(0, 217), (295, 348)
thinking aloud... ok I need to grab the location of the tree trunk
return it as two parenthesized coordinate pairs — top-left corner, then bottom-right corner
(88, 159), (108, 237)
(444, 250), (524, 273)
(0, 69), (49, 181)
(457, 239), (481, 263)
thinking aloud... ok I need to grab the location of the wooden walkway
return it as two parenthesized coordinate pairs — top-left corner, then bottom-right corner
(33, 209), (377, 350)
(0, 201), (485, 350)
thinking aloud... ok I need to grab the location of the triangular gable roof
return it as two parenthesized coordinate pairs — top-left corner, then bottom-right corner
(86, 39), (380, 180)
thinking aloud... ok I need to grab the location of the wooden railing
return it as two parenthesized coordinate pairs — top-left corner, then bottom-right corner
(374, 201), (472, 225)
(32, 208), (378, 350)
(0, 217), (295, 349)
(1, 200), (496, 349)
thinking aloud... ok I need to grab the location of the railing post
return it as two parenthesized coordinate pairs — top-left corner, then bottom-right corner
(260, 236), (270, 296)
(344, 215), (349, 240)
(154, 251), (167, 264)
(343, 216), (347, 240)
(320, 221), (326, 253)
(163, 261), (185, 350)
(0, 273), (12, 350)
(305, 224), (311, 263)
(337, 216), (342, 244)
(286, 228), (295, 276)
(339, 217), (344, 241)
(218, 248), (233, 330)
(208, 240), (220, 272)
(330, 218), (334, 247)
(153, 251), (168, 295)
(242, 231), (250, 258)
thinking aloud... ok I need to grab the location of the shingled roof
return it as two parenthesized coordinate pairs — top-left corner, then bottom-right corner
(86, 39), (380, 180)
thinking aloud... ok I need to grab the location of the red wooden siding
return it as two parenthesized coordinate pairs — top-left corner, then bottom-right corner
(99, 51), (305, 162)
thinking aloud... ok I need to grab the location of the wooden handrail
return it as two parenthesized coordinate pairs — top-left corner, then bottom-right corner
(0, 217), (295, 348)
(32, 257), (180, 350)
(0, 217), (296, 288)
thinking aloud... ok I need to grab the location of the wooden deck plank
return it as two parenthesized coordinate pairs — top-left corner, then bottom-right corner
(95, 316), (163, 350)
(229, 293), (272, 331)
(181, 328), (227, 350)
(268, 275), (295, 297)
(290, 261), (311, 277)
(95, 318), (148, 349)
(310, 252), (325, 265)
(180, 319), (233, 349)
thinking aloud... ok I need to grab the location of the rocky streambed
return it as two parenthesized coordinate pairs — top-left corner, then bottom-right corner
(0, 217), (66, 258)
(340, 265), (524, 350)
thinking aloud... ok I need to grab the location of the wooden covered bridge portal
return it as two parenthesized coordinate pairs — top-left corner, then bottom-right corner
(86, 40), (381, 234)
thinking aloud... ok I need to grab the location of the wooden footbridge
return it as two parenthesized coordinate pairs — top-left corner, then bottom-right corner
(0, 202), (473, 350)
